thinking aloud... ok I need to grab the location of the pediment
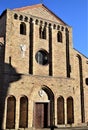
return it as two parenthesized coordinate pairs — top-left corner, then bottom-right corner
(14, 4), (66, 25)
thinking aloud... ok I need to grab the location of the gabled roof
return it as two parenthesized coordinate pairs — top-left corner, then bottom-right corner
(14, 4), (67, 25)
(14, 4), (43, 11)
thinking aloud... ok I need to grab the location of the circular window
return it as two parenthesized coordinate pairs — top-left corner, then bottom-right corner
(35, 50), (49, 65)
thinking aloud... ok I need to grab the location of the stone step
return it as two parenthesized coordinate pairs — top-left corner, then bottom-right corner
(5, 127), (88, 130)
(38, 127), (88, 129)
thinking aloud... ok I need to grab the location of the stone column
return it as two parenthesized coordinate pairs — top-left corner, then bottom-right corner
(28, 100), (34, 128)
(3, 98), (7, 129)
(65, 98), (67, 125)
(54, 97), (57, 126)
(15, 98), (20, 129)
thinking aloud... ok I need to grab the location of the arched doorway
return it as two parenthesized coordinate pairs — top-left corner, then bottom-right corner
(33, 86), (54, 128)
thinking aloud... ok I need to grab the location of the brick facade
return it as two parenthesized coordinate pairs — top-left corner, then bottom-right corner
(0, 4), (88, 129)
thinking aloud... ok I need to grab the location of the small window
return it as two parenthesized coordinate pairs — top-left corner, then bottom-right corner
(45, 22), (47, 26)
(39, 26), (46, 39)
(20, 22), (26, 35)
(57, 31), (62, 42)
(35, 19), (39, 25)
(14, 14), (18, 19)
(39, 26), (42, 38)
(40, 21), (43, 25)
(42, 26), (46, 39)
(86, 78), (88, 85)
(57, 25), (60, 30)
(24, 16), (28, 22)
(19, 15), (23, 21)
(53, 24), (56, 29)
(61, 26), (64, 31)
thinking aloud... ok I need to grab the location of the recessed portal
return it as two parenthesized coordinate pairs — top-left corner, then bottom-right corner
(33, 86), (54, 128)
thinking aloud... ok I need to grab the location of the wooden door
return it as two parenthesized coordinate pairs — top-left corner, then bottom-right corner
(57, 96), (65, 124)
(34, 103), (48, 128)
(6, 96), (16, 129)
(19, 96), (28, 128)
(67, 97), (74, 124)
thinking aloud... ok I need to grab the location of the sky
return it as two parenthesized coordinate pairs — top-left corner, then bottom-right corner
(0, 0), (88, 57)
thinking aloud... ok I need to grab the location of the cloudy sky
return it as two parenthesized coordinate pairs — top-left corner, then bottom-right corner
(0, 0), (88, 57)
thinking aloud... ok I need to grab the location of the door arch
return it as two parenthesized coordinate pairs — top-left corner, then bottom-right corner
(34, 86), (54, 128)
(42, 86), (54, 127)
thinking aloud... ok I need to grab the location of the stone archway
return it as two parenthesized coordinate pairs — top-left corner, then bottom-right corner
(33, 86), (54, 128)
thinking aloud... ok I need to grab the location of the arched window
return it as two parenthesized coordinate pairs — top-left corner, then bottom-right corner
(61, 26), (64, 31)
(53, 24), (56, 29)
(19, 96), (28, 128)
(14, 13), (18, 19)
(39, 26), (42, 39)
(6, 96), (16, 129)
(39, 26), (46, 39)
(67, 97), (74, 124)
(19, 15), (23, 20)
(57, 96), (65, 124)
(24, 16), (28, 22)
(20, 22), (26, 35)
(57, 31), (62, 42)
(35, 19), (39, 25)
(57, 25), (60, 30)
(42, 26), (46, 39)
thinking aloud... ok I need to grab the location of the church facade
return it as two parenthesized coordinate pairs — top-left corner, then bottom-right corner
(0, 4), (88, 129)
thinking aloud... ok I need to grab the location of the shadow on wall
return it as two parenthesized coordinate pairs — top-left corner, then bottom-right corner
(0, 64), (56, 130)
(0, 63), (22, 129)
(0, 42), (56, 129)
